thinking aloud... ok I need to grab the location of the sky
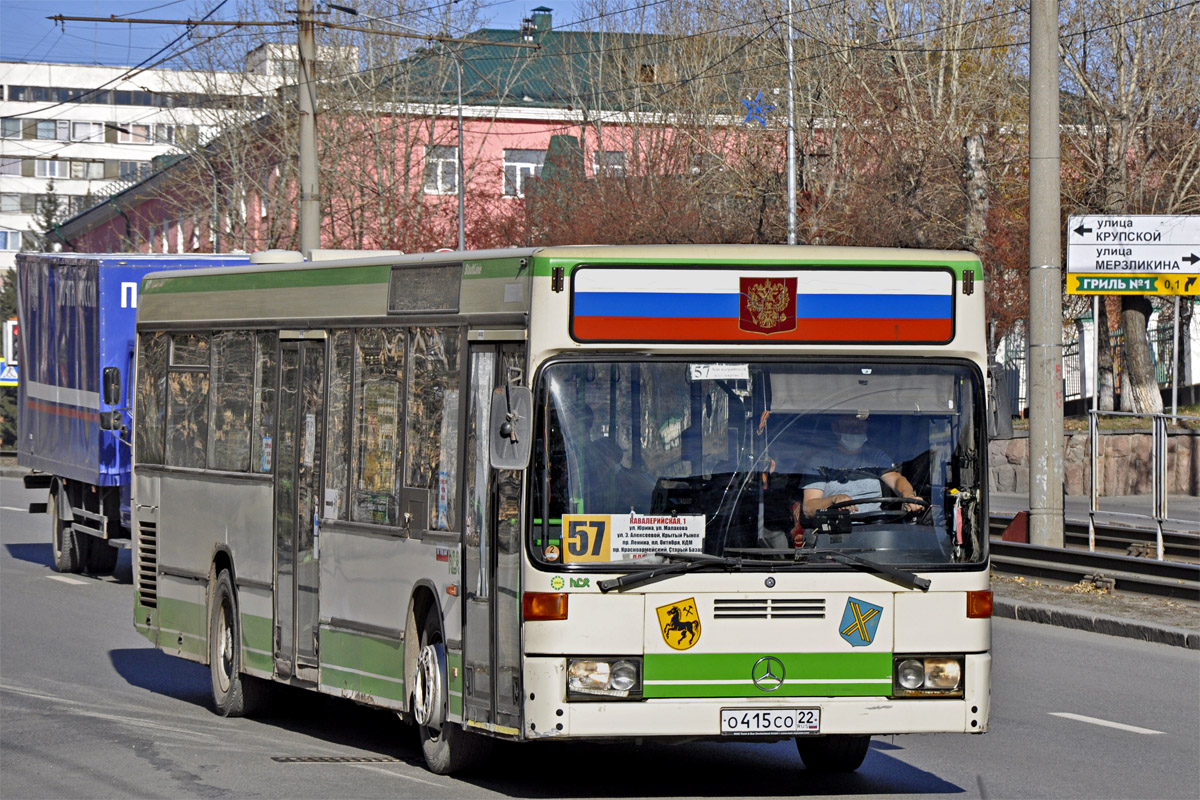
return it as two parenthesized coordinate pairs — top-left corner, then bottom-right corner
(0, 1), (584, 67)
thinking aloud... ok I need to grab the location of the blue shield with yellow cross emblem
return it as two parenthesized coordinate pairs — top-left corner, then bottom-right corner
(839, 597), (883, 647)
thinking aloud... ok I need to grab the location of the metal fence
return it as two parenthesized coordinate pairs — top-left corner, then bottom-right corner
(1000, 325), (1180, 412)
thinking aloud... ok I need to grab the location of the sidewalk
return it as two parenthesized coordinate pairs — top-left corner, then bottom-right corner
(991, 491), (1199, 533)
(990, 491), (1199, 649)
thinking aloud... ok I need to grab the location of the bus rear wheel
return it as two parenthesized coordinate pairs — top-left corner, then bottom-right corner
(49, 491), (82, 574)
(209, 570), (266, 717)
(415, 607), (485, 775)
(795, 734), (872, 772)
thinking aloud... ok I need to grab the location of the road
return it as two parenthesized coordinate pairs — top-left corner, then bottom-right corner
(2, 476), (1197, 799)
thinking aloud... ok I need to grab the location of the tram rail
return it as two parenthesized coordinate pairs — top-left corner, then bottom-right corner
(989, 514), (1200, 599)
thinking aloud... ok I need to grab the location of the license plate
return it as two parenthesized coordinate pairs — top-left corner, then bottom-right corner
(720, 708), (820, 735)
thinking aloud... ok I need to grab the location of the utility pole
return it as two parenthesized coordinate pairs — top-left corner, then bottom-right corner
(785, 0), (797, 245)
(52, 10), (536, 259)
(1028, 0), (1064, 547)
(297, 0), (320, 257)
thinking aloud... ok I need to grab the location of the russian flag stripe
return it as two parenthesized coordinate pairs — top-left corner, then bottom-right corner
(575, 292), (951, 320)
(574, 268), (953, 296)
(572, 317), (953, 342)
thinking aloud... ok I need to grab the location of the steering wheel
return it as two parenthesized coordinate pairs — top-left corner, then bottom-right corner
(822, 495), (931, 523)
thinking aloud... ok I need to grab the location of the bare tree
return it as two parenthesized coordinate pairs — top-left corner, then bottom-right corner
(1060, 0), (1200, 413)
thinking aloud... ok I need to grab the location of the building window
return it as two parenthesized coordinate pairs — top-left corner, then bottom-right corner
(71, 121), (104, 142)
(1, 194), (19, 213)
(119, 160), (151, 181)
(34, 159), (66, 178)
(118, 124), (152, 144)
(70, 160), (104, 180)
(1, 158), (21, 175)
(593, 150), (625, 177)
(0, 229), (22, 250)
(502, 149), (545, 198)
(423, 145), (459, 195)
(1, 119), (20, 138)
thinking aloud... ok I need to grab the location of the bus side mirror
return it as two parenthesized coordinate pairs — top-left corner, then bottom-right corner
(103, 366), (121, 406)
(987, 362), (1014, 439)
(490, 385), (532, 469)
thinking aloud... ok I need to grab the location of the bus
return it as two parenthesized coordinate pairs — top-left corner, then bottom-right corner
(132, 245), (991, 775)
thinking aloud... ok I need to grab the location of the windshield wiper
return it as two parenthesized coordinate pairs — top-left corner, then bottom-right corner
(805, 548), (931, 592)
(722, 546), (930, 592)
(596, 548), (930, 593)
(597, 553), (746, 593)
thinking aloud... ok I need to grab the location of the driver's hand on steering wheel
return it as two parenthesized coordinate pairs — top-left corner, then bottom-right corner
(902, 497), (924, 513)
(827, 493), (854, 512)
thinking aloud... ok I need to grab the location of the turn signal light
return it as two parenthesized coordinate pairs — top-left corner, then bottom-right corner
(523, 592), (568, 620)
(967, 590), (993, 618)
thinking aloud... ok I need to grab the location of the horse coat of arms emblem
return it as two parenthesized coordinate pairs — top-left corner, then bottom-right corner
(656, 597), (702, 650)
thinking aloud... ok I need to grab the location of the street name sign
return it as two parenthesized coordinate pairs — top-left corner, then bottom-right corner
(1067, 214), (1199, 295)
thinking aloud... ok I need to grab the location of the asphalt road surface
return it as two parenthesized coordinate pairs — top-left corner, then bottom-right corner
(2, 476), (1197, 799)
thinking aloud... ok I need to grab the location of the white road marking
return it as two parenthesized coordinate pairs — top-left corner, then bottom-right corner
(46, 575), (89, 585)
(1049, 712), (1165, 735)
(349, 762), (445, 787)
(1, 506), (30, 512)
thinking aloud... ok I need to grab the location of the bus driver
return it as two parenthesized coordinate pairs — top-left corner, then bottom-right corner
(794, 414), (924, 526)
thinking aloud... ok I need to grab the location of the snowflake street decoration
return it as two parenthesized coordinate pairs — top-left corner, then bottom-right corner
(742, 90), (775, 127)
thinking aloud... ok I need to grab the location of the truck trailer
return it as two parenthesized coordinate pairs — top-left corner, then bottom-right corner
(17, 252), (251, 574)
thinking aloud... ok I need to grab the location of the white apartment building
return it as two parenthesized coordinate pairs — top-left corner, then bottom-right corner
(0, 46), (355, 271)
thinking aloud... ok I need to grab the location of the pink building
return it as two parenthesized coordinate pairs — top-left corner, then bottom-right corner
(54, 8), (747, 253)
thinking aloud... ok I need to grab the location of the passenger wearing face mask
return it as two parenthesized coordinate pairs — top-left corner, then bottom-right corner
(797, 414), (922, 521)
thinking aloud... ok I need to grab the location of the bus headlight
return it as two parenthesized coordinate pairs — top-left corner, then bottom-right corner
(567, 657), (642, 700)
(893, 656), (964, 697)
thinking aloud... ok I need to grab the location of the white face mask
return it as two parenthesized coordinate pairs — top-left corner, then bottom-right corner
(839, 433), (868, 451)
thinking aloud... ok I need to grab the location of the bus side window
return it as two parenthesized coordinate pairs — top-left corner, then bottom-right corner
(406, 327), (462, 531)
(165, 334), (209, 470)
(352, 328), (405, 526)
(135, 332), (167, 465)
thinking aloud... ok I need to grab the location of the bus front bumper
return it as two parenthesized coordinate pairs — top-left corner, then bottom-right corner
(521, 653), (990, 739)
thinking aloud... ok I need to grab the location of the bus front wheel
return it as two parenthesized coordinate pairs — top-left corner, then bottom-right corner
(49, 491), (82, 574)
(415, 607), (484, 775)
(795, 734), (872, 772)
(208, 570), (266, 717)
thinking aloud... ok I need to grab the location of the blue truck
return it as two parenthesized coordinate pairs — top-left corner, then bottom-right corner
(17, 252), (251, 574)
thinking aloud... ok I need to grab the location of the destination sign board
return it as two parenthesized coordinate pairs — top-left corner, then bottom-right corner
(1066, 215), (1199, 274)
(1068, 274), (1200, 296)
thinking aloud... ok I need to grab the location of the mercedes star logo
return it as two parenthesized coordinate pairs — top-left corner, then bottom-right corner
(751, 655), (786, 692)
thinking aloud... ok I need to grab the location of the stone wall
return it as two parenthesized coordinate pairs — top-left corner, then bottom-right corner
(989, 430), (1199, 497)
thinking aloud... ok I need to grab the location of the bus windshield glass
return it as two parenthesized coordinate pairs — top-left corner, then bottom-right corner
(531, 359), (985, 569)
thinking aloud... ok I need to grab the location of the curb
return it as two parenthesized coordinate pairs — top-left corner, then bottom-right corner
(995, 598), (1200, 650)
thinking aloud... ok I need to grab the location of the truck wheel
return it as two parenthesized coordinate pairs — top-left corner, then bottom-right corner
(795, 734), (872, 772)
(49, 491), (82, 574)
(209, 570), (267, 717)
(415, 607), (485, 775)
(82, 537), (119, 575)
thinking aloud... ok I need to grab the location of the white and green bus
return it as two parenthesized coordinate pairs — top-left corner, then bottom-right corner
(132, 245), (992, 775)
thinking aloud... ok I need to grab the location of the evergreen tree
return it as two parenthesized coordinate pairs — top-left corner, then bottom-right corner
(31, 178), (65, 252)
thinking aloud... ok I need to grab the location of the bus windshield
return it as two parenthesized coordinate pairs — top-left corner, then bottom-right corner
(531, 359), (986, 570)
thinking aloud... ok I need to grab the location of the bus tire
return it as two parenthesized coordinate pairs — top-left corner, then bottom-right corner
(795, 734), (871, 772)
(209, 570), (266, 717)
(83, 537), (119, 575)
(416, 607), (485, 775)
(49, 491), (82, 574)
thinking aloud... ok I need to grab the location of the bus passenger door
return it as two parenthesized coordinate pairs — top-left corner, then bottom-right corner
(274, 334), (326, 683)
(462, 343), (525, 733)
